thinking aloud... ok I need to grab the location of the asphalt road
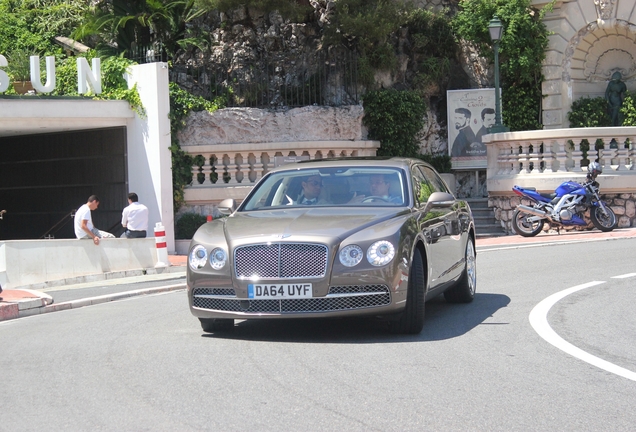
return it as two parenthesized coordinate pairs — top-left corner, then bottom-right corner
(1, 238), (635, 431)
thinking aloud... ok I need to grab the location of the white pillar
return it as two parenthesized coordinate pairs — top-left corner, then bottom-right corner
(125, 63), (175, 253)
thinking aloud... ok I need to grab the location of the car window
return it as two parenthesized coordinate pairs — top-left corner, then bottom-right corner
(418, 166), (450, 195)
(240, 166), (408, 211)
(411, 167), (434, 207)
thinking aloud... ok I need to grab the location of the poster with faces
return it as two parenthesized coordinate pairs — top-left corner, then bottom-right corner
(447, 89), (496, 170)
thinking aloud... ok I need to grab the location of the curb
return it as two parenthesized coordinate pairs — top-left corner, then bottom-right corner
(0, 289), (54, 322)
(13, 265), (185, 292)
(2, 282), (186, 322)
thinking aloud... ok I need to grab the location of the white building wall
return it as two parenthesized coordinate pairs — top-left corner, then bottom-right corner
(125, 63), (175, 252)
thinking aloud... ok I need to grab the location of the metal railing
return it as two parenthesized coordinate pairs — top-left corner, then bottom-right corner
(169, 48), (359, 108)
(40, 210), (74, 239)
(129, 42), (167, 64)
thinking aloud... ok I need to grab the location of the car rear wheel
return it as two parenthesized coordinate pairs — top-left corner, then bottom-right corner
(444, 236), (476, 303)
(199, 318), (234, 333)
(389, 248), (425, 334)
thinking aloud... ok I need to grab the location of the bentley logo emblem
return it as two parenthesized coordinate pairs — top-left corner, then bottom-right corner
(273, 234), (291, 239)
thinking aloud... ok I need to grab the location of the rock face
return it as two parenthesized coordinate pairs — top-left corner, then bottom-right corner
(174, 0), (490, 197)
(178, 105), (367, 145)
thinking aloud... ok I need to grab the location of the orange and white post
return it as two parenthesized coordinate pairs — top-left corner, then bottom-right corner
(154, 222), (169, 268)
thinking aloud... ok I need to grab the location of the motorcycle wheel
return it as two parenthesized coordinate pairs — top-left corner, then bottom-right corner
(512, 209), (545, 237)
(590, 205), (616, 232)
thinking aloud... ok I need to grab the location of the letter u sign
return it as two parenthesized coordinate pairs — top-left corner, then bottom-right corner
(0, 55), (102, 95)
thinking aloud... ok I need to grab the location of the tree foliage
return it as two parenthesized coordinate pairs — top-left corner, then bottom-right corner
(620, 92), (636, 127)
(194, 0), (310, 20)
(404, 8), (457, 95)
(0, 0), (76, 55)
(453, 0), (552, 131)
(363, 89), (427, 158)
(324, 0), (408, 86)
(73, 0), (208, 61)
(568, 97), (612, 128)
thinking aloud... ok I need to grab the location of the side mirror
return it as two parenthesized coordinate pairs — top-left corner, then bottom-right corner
(424, 192), (455, 212)
(218, 198), (236, 215)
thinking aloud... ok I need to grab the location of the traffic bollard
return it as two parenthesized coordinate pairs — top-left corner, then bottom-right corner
(154, 222), (169, 268)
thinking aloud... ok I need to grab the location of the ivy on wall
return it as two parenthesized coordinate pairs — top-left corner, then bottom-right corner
(169, 82), (224, 211)
(363, 89), (426, 159)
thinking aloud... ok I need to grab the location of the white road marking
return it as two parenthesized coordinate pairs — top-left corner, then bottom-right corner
(611, 273), (636, 279)
(529, 281), (636, 382)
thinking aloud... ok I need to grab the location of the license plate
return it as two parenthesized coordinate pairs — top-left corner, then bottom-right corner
(247, 283), (313, 299)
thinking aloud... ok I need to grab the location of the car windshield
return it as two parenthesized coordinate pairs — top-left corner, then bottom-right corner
(241, 166), (408, 211)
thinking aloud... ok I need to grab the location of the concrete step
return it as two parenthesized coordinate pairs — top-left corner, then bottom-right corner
(464, 198), (507, 236)
(465, 198), (489, 210)
(476, 224), (508, 236)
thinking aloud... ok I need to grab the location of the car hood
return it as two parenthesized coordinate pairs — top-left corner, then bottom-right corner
(221, 207), (407, 244)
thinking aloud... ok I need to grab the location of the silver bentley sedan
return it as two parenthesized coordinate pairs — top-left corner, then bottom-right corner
(187, 157), (476, 334)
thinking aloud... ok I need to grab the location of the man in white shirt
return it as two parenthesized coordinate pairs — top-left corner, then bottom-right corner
(121, 192), (149, 238)
(74, 195), (115, 245)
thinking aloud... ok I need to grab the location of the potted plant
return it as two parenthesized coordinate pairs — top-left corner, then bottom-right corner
(6, 49), (37, 94)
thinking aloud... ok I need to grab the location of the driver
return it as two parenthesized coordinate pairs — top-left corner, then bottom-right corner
(351, 174), (402, 203)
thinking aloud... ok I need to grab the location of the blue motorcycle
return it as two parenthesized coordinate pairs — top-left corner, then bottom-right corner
(511, 162), (616, 237)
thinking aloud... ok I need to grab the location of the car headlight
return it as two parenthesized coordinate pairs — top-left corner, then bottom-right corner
(210, 247), (228, 270)
(367, 240), (395, 266)
(339, 244), (364, 267)
(189, 245), (208, 270)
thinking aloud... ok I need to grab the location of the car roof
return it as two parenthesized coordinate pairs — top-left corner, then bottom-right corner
(268, 156), (424, 173)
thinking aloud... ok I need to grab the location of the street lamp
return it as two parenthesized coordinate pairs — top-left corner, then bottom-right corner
(488, 16), (509, 133)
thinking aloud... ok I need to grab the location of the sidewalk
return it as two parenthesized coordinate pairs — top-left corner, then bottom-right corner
(475, 226), (636, 249)
(1, 254), (187, 322)
(2, 228), (636, 322)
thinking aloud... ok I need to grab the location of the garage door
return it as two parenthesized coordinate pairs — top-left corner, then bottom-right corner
(0, 127), (127, 240)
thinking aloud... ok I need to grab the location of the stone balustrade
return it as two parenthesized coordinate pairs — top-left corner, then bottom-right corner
(483, 127), (636, 193)
(182, 140), (380, 204)
(483, 127), (636, 232)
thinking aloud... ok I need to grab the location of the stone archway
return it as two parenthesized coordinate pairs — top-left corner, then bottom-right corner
(537, 0), (636, 129)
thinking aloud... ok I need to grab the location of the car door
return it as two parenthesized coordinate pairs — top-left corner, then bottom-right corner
(412, 164), (458, 288)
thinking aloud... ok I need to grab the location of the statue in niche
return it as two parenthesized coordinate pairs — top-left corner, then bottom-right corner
(595, 0), (615, 20)
(605, 71), (626, 126)
(595, 0), (616, 27)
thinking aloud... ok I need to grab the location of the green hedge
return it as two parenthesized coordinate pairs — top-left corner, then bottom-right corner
(363, 89), (426, 158)
(175, 212), (207, 239)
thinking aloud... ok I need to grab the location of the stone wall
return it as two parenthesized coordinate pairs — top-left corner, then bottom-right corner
(176, 105), (373, 219)
(178, 105), (367, 145)
(488, 193), (636, 234)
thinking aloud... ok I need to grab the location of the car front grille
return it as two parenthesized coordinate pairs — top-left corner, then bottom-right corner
(192, 285), (391, 313)
(234, 243), (328, 279)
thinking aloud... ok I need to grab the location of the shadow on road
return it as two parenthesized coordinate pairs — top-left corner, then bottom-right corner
(201, 292), (510, 343)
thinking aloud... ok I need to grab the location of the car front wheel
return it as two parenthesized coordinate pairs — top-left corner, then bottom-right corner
(389, 248), (426, 334)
